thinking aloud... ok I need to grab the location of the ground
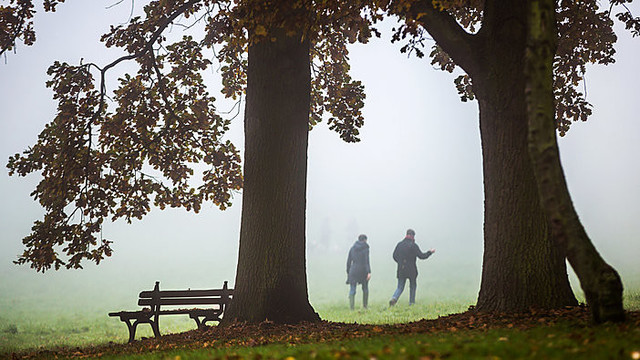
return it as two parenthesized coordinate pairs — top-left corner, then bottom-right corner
(6, 306), (640, 359)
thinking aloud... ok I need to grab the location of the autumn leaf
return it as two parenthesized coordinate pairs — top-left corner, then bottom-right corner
(254, 24), (267, 36)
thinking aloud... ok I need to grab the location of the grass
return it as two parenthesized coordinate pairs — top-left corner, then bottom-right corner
(0, 300), (468, 353)
(0, 270), (203, 353)
(0, 251), (481, 353)
(316, 300), (471, 325)
(0, 307), (195, 352)
(1, 258), (639, 358)
(1, 291), (640, 359)
(19, 319), (640, 360)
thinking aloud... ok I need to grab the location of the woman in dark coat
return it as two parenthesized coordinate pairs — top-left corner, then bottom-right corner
(346, 234), (371, 309)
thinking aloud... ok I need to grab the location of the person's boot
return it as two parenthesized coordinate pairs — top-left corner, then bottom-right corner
(349, 294), (355, 310)
(363, 291), (369, 309)
(389, 297), (397, 307)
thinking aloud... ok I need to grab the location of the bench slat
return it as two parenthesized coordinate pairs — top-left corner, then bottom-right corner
(108, 311), (152, 319)
(111, 281), (231, 343)
(158, 309), (222, 315)
(139, 289), (233, 298)
(138, 297), (229, 306)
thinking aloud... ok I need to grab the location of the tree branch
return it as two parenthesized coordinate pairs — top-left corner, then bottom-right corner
(61, 0), (203, 234)
(0, 10), (28, 57)
(404, 0), (480, 75)
(88, 0), (202, 130)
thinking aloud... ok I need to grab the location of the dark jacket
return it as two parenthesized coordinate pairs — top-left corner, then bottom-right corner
(346, 240), (371, 285)
(393, 237), (433, 279)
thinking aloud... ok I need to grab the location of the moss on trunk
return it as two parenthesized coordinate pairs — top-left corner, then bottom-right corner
(524, 0), (624, 323)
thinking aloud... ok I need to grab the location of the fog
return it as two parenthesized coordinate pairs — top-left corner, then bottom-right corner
(1, 1), (639, 314)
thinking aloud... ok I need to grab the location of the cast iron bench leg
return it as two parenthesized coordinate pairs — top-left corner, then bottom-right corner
(202, 316), (217, 328)
(190, 313), (204, 330)
(124, 319), (137, 343)
(123, 316), (155, 343)
(150, 318), (161, 338)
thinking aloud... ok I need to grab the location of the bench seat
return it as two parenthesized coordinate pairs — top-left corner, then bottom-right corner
(109, 281), (232, 343)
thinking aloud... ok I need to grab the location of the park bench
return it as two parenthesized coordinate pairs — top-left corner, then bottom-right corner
(109, 281), (233, 343)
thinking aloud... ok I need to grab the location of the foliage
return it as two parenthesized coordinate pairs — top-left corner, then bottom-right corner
(4, 0), (386, 272)
(0, 0), (65, 56)
(389, 0), (639, 135)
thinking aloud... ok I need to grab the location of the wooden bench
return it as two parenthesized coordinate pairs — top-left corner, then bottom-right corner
(109, 281), (233, 343)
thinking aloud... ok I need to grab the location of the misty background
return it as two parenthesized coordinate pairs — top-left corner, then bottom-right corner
(1, 1), (638, 316)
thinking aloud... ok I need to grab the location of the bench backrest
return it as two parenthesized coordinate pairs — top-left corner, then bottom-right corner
(137, 281), (233, 312)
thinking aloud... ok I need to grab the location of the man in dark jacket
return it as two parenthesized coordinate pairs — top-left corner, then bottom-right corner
(389, 229), (435, 306)
(346, 234), (371, 310)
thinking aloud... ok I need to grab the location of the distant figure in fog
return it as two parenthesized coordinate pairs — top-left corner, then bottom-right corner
(346, 234), (371, 310)
(389, 229), (435, 306)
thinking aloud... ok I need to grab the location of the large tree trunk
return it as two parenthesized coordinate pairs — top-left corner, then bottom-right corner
(223, 28), (320, 323)
(524, 0), (624, 323)
(474, 78), (577, 312)
(404, 0), (578, 312)
(473, 1), (577, 311)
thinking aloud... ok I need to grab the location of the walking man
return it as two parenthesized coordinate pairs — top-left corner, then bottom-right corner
(389, 229), (435, 306)
(346, 234), (371, 310)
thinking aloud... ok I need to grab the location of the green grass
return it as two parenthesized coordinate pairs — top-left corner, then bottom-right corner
(0, 299), (469, 353)
(316, 300), (471, 324)
(0, 253), (481, 353)
(2, 291), (640, 358)
(1, 259), (639, 358)
(39, 320), (640, 360)
(0, 270), (205, 352)
(0, 307), (195, 352)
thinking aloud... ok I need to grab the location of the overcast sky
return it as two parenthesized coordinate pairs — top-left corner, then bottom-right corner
(1, 2), (638, 303)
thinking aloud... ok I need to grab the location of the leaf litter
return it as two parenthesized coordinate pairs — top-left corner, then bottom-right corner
(6, 305), (640, 359)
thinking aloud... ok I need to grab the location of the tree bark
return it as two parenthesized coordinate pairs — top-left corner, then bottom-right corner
(406, 0), (577, 311)
(474, 69), (577, 311)
(462, 1), (577, 311)
(524, 0), (624, 323)
(223, 28), (320, 323)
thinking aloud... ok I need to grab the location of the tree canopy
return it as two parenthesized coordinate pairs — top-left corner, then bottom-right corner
(4, 0), (381, 272)
(390, 0), (639, 135)
(1, 0), (65, 57)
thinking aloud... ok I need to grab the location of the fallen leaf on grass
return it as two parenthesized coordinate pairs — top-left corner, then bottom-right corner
(9, 306), (638, 360)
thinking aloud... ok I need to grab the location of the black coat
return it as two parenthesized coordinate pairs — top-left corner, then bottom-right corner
(346, 240), (371, 285)
(393, 237), (433, 279)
